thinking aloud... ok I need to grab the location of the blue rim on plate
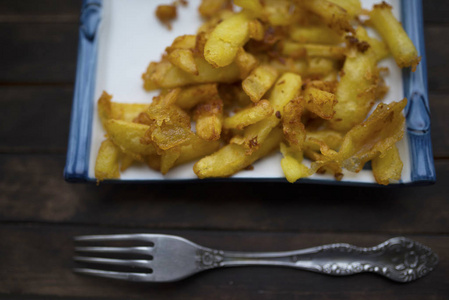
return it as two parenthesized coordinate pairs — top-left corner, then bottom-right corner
(64, 0), (436, 185)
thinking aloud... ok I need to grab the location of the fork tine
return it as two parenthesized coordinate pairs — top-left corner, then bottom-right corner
(74, 233), (157, 243)
(74, 268), (154, 282)
(75, 246), (153, 256)
(74, 256), (152, 269)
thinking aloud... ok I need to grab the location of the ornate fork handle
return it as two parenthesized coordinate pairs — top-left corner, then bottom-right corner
(197, 237), (438, 282)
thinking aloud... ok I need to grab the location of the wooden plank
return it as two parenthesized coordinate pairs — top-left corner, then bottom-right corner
(0, 0), (447, 24)
(1, 154), (448, 234)
(0, 225), (447, 299)
(0, 0), (81, 21)
(425, 26), (449, 93)
(0, 86), (73, 153)
(431, 93), (449, 158)
(0, 24), (78, 83)
(423, 1), (449, 23)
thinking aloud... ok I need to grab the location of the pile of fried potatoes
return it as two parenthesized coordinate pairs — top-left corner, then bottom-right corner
(95, 0), (420, 185)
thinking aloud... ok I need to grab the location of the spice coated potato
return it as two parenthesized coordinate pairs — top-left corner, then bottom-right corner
(369, 2), (420, 70)
(95, 139), (121, 180)
(95, 0), (419, 185)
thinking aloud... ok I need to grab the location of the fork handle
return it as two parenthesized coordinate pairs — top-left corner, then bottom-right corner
(218, 243), (388, 276)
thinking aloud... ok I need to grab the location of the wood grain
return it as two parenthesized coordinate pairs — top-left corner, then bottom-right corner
(0, 86), (72, 153)
(0, 225), (447, 300)
(1, 154), (448, 234)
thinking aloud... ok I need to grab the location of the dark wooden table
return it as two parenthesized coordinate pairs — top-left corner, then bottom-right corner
(1, 1), (448, 299)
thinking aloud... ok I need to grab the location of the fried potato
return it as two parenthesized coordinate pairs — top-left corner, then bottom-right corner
(327, 0), (362, 18)
(369, 2), (420, 70)
(175, 137), (220, 166)
(193, 98), (223, 141)
(168, 48), (198, 75)
(204, 11), (252, 68)
(198, 0), (232, 19)
(232, 73), (303, 154)
(175, 83), (218, 110)
(303, 85), (337, 119)
(143, 57), (240, 89)
(372, 144), (403, 185)
(234, 0), (263, 15)
(263, 0), (294, 26)
(314, 99), (407, 173)
(105, 120), (156, 159)
(248, 19), (265, 41)
(330, 27), (378, 132)
(97, 91), (149, 127)
(282, 42), (346, 60)
(194, 127), (283, 178)
(120, 154), (135, 172)
(280, 143), (309, 183)
(289, 25), (343, 45)
(235, 48), (259, 79)
(223, 100), (273, 130)
(304, 130), (343, 152)
(282, 97), (306, 151)
(161, 147), (181, 174)
(95, 139), (121, 180)
(301, 0), (355, 34)
(242, 65), (278, 103)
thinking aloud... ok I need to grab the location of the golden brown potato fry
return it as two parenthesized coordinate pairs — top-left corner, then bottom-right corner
(166, 34), (196, 52)
(369, 2), (420, 70)
(372, 144), (403, 185)
(301, 0), (355, 34)
(282, 97), (306, 151)
(155, 5), (177, 30)
(280, 143), (309, 183)
(204, 11), (252, 67)
(223, 100), (274, 130)
(303, 86), (338, 119)
(304, 130), (343, 152)
(304, 149), (343, 180)
(327, 0), (362, 18)
(105, 120), (156, 159)
(193, 98), (223, 141)
(242, 65), (278, 103)
(142, 57), (240, 89)
(167, 48), (198, 75)
(235, 48), (259, 79)
(97, 91), (149, 127)
(232, 73), (303, 154)
(282, 42), (346, 60)
(194, 127), (283, 178)
(175, 137), (221, 166)
(140, 91), (195, 151)
(120, 154), (135, 172)
(198, 0), (232, 19)
(234, 0), (263, 15)
(289, 25), (343, 45)
(262, 0), (294, 26)
(95, 139), (121, 180)
(176, 83), (218, 110)
(160, 147), (181, 174)
(248, 19), (265, 41)
(314, 99), (407, 173)
(330, 27), (378, 131)
(306, 58), (339, 78)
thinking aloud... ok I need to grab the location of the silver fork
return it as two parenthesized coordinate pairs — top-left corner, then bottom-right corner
(74, 234), (438, 283)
